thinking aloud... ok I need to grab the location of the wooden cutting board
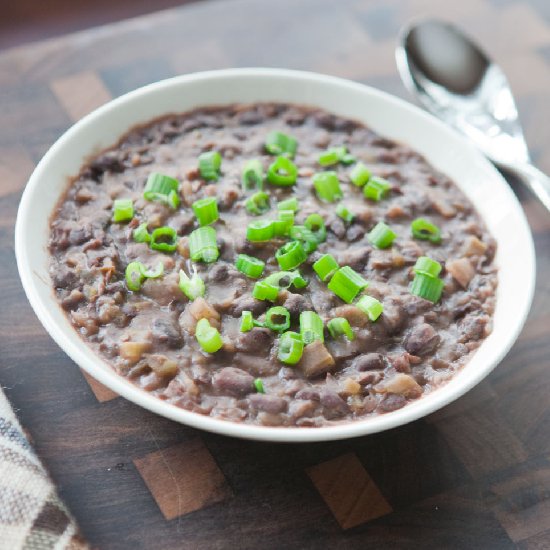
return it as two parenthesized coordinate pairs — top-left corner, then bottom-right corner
(1, 0), (550, 547)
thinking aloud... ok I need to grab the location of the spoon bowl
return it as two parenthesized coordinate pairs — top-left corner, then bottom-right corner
(397, 18), (550, 210)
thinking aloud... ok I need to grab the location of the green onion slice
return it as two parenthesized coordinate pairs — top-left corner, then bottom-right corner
(240, 311), (254, 332)
(273, 209), (295, 237)
(277, 331), (304, 365)
(277, 197), (299, 212)
(275, 241), (307, 270)
(289, 226), (318, 254)
(367, 221), (397, 249)
(198, 151), (222, 181)
(411, 218), (442, 244)
(327, 266), (368, 303)
(356, 295), (384, 322)
(300, 311), (324, 344)
(327, 317), (354, 340)
(189, 226), (219, 263)
(267, 156), (298, 186)
(133, 222), (151, 243)
(313, 254), (339, 282)
(364, 176), (391, 201)
(112, 199), (134, 223)
(313, 171), (343, 202)
(245, 191), (270, 216)
(246, 219), (274, 242)
(410, 273), (444, 303)
(265, 131), (297, 158)
(143, 173), (180, 208)
(195, 318), (223, 353)
(264, 271), (308, 290)
(318, 146), (355, 167)
(235, 254), (265, 279)
(242, 159), (264, 191)
(150, 226), (178, 253)
(178, 267), (205, 300)
(349, 163), (371, 187)
(192, 197), (219, 226)
(336, 204), (355, 223)
(414, 256), (442, 278)
(265, 306), (291, 333)
(125, 261), (164, 292)
(252, 281), (279, 301)
(254, 378), (265, 393)
(304, 214), (327, 243)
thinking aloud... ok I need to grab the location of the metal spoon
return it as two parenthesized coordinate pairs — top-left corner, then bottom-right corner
(396, 18), (550, 211)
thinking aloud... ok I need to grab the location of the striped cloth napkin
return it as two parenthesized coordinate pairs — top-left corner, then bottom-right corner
(0, 389), (88, 549)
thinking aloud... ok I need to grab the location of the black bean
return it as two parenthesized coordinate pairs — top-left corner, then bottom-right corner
(403, 323), (440, 356)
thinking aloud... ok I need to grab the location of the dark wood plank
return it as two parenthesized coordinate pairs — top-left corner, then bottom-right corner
(1, 0), (550, 548)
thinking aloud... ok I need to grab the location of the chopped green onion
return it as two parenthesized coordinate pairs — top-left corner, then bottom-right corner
(327, 317), (354, 340)
(364, 176), (391, 201)
(300, 311), (324, 344)
(356, 295), (384, 321)
(198, 151), (222, 181)
(246, 220), (274, 242)
(189, 226), (219, 263)
(304, 214), (327, 244)
(267, 156), (298, 186)
(414, 256), (442, 278)
(273, 209), (295, 237)
(367, 221), (397, 249)
(252, 281), (279, 301)
(336, 204), (355, 223)
(150, 226), (178, 253)
(277, 197), (299, 212)
(265, 306), (291, 333)
(240, 311), (254, 332)
(143, 173), (180, 208)
(254, 378), (265, 393)
(133, 222), (151, 243)
(245, 191), (270, 216)
(289, 225), (318, 254)
(264, 271), (308, 290)
(313, 171), (343, 202)
(125, 261), (163, 291)
(195, 318), (223, 353)
(327, 266), (368, 303)
(275, 241), (307, 270)
(313, 254), (339, 282)
(178, 268), (205, 300)
(265, 131), (297, 158)
(318, 146), (355, 167)
(277, 331), (304, 365)
(192, 197), (219, 226)
(112, 199), (134, 223)
(235, 254), (265, 278)
(349, 163), (371, 187)
(411, 218), (442, 244)
(242, 159), (264, 191)
(410, 273), (444, 303)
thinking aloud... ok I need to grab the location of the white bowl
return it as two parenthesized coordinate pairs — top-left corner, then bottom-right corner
(15, 68), (535, 442)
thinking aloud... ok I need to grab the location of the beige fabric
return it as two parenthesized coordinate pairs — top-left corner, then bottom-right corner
(0, 390), (88, 550)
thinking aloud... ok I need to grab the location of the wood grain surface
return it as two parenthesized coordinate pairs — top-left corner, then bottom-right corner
(1, 0), (550, 548)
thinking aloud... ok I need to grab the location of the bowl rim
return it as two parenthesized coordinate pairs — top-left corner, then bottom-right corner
(15, 67), (536, 442)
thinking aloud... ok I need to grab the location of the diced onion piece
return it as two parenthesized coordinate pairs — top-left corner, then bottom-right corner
(299, 311), (324, 344)
(198, 151), (222, 181)
(356, 295), (384, 321)
(327, 266), (368, 303)
(112, 198), (134, 223)
(178, 268), (205, 300)
(367, 221), (396, 249)
(195, 318), (223, 353)
(277, 331), (304, 365)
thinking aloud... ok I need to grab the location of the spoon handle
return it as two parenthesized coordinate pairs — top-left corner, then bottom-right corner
(506, 162), (550, 212)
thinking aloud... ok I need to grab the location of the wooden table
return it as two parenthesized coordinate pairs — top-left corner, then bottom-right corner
(2, 0), (550, 547)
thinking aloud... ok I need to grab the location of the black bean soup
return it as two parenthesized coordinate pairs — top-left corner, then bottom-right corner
(49, 103), (497, 427)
